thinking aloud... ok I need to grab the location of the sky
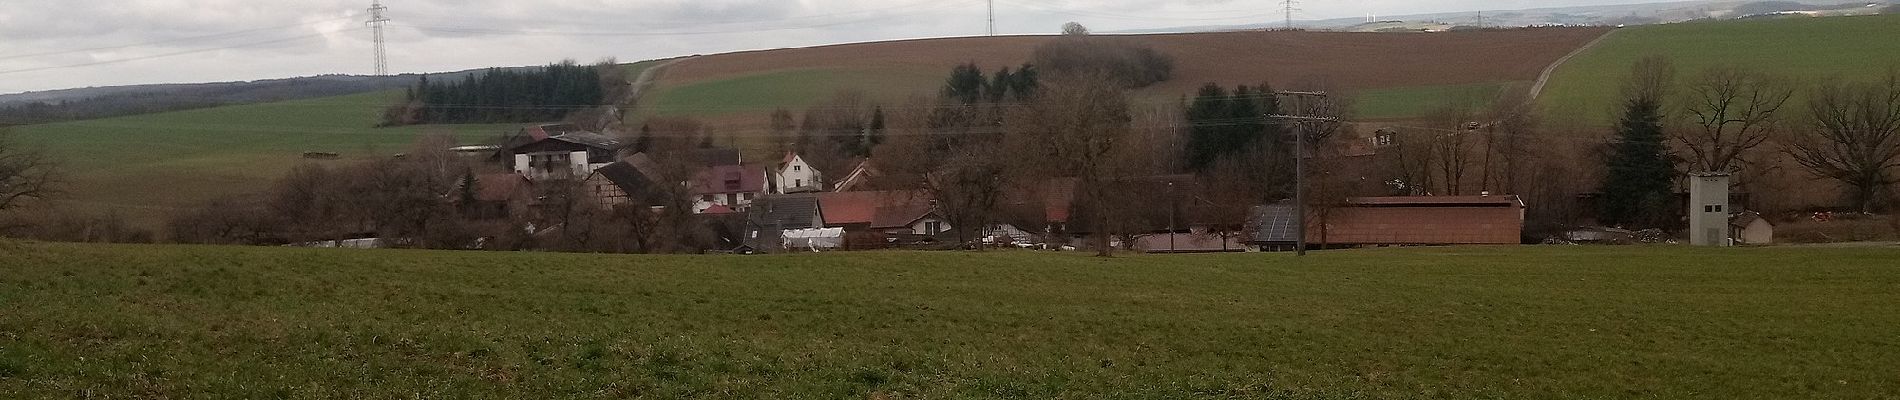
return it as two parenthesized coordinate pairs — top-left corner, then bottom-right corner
(0, 0), (1679, 94)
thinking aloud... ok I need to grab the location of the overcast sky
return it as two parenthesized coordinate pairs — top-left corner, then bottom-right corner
(0, 0), (1674, 94)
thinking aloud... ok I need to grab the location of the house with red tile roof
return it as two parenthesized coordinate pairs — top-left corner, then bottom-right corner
(690, 164), (766, 214)
(767, 152), (824, 194)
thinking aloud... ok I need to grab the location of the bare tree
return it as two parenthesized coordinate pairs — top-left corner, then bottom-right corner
(1782, 71), (1900, 212)
(1007, 75), (1135, 257)
(1676, 66), (1795, 173)
(0, 130), (58, 214)
(878, 96), (1011, 246)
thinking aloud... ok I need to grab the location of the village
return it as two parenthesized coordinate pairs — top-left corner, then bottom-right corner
(437, 120), (1769, 255)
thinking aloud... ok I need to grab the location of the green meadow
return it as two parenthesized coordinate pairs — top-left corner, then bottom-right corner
(9, 91), (521, 226)
(2, 243), (1896, 398)
(1538, 14), (1900, 125)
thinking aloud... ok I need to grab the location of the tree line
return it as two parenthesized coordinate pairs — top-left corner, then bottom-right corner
(382, 61), (620, 126)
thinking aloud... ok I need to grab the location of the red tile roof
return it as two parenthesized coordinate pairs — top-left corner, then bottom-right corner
(702, 204), (737, 215)
(1316, 196), (1525, 245)
(815, 190), (929, 226)
(871, 205), (936, 230)
(691, 165), (765, 195)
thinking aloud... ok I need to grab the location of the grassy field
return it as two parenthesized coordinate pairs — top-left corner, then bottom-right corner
(2, 243), (1897, 398)
(9, 91), (523, 227)
(1353, 82), (1520, 120)
(1538, 14), (1900, 126)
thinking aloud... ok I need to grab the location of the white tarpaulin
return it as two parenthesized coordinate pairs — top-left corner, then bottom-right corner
(782, 227), (845, 250)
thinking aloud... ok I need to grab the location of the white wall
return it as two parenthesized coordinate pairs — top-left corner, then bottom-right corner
(910, 218), (950, 235)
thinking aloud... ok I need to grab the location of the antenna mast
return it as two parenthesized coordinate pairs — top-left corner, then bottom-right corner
(368, 0), (390, 76)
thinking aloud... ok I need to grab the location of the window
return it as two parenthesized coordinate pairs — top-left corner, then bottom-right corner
(794, 179), (803, 187)
(1704, 205), (1725, 213)
(727, 194), (738, 205)
(1374, 134), (1395, 147)
(925, 221), (942, 234)
(702, 195), (714, 202)
(743, 193), (754, 201)
(793, 165), (802, 171)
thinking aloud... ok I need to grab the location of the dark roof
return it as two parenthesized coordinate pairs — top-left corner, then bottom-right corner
(694, 148), (743, 167)
(871, 205), (936, 229)
(748, 194), (824, 230)
(692, 165), (766, 195)
(547, 131), (623, 150)
(595, 154), (666, 205)
(1250, 203), (1299, 243)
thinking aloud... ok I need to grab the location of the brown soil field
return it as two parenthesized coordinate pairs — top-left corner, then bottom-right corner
(657, 27), (1612, 98)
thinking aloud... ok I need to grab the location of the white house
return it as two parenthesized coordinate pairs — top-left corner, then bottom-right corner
(503, 125), (623, 181)
(871, 205), (952, 236)
(769, 152), (823, 194)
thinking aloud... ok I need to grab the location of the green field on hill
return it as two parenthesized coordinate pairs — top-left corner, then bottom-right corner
(9, 91), (522, 226)
(3, 242), (1896, 398)
(1538, 14), (1900, 125)
(1353, 82), (1520, 120)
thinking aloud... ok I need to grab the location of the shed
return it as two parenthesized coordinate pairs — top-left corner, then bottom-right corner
(1731, 212), (1774, 245)
(1314, 195), (1525, 246)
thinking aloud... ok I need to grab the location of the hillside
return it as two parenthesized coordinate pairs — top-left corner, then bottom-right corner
(9, 91), (520, 227)
(4, 242), (1899, 397)
(1538, 14), (1900, 125)
(640, 27), (1612, 125)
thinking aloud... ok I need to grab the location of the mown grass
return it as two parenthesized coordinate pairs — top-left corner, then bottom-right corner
(9, 91), (523, 227)
(1538, 14), (1900, 126)
(2, 243), (1897, 398)
(1352, 82), (1520, 120)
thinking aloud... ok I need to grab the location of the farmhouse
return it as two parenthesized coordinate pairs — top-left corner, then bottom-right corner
(690, 165), (766, 214)
(587, 153), (669, 208)
(500, 124), (624, 180)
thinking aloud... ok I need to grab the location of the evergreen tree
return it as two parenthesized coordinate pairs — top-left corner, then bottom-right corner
(1598, 96), (1677, 228)
(944, 63), (987, 105)
(1184, 83), (1231, 170)
(868, 106), (887, 149)
(987, 67), (1014, 103)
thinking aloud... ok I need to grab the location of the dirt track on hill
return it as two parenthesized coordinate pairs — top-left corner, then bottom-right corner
(659, 27), (1613, 97)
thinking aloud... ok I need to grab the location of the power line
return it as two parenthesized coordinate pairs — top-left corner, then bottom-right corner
(368, 0), (391, 76)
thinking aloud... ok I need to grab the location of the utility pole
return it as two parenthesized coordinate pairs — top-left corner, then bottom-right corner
(367, 0), (390, 76)
(1167, 181), (1177, 253)
(987, 0), (996, 36)
(1268, 91), (1334, 256)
